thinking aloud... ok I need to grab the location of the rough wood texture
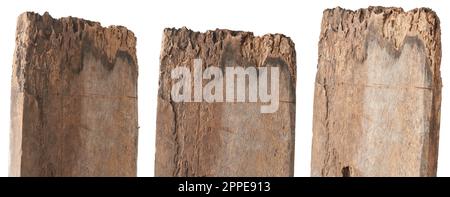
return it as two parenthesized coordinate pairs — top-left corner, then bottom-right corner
(156, 27), (296, 176)
(312, 7), (441, 176)
(10, 12), (138, 176)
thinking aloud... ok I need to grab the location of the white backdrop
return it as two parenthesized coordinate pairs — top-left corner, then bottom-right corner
(0, 0), (447, 177)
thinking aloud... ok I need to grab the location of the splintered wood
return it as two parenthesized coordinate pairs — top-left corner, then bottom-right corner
(312, 7), (441, 176)
(10, 12), (138, 176)
(156, 28), (296, 176)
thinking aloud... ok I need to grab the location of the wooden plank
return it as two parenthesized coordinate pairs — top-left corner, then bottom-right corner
(10, 12), (138, 176)
(156, 28), (296, 176)
(312, 7), (442, 176)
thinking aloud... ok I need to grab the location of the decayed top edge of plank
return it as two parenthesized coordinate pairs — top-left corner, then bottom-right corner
(13, 12), (138, 93)
(159, 26), (297, 89)
(15, 11), (138, 69)
(319, 6), (441, 86)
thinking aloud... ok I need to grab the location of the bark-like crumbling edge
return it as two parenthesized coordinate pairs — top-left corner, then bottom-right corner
(14, 11), (138, 86)
(159, 26), (296, 89)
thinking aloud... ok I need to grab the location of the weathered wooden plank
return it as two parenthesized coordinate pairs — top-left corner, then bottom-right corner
(156, 28), (296, 176)
(10, 12), (138, 176)
(312, 7), (441, 176)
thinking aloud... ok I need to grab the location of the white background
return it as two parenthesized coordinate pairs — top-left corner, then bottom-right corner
(0, 0), (448, 177)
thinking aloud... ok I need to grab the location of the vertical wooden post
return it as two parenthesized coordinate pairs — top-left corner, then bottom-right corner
(10, 12), (138, 176)
(156, 28), (296, 176)
(312, 7), (441, 176)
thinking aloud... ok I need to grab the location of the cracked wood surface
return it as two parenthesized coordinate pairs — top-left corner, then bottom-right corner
(10, 12), (138, 176)
(155, 27), (296, 176)
(312, 7), (442, 176)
